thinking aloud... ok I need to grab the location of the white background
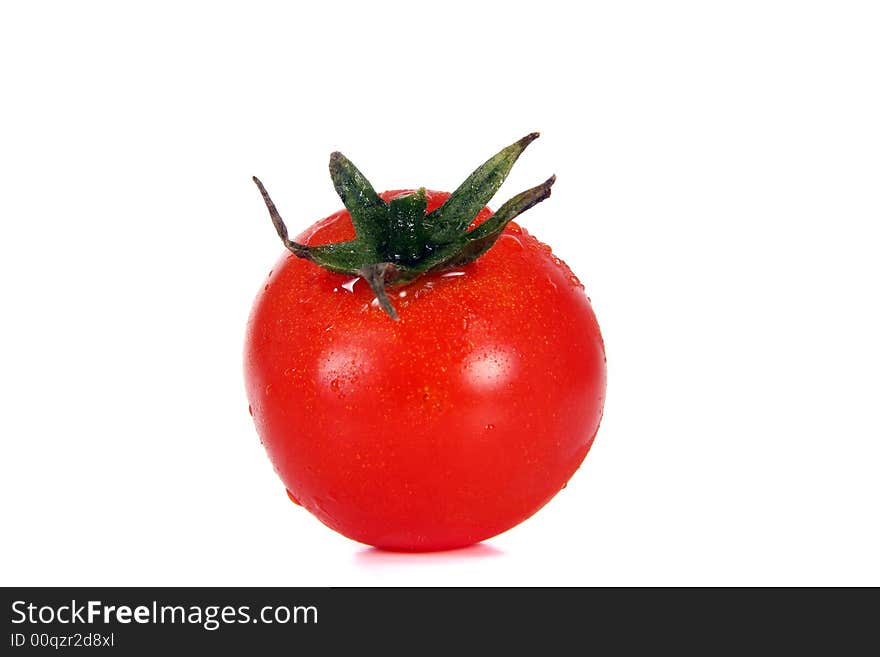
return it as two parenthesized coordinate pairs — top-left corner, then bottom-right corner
(2, 1), (878, 586)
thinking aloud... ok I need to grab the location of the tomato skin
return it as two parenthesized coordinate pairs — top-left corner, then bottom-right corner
(244, 190), (606, 551)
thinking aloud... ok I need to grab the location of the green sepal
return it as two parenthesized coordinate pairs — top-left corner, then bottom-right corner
(328, 152), (388, 254)
(425, 175), (557, 271)
(424, 132), (540, 244)
(300, 241), (371, 274)
(386, 188), (428, 264)
(360, 263), (399, 321)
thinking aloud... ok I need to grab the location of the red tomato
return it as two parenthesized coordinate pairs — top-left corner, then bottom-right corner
(244, 189), (606, 551)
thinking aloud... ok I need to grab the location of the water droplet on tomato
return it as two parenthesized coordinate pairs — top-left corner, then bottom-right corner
(341, 277), (359, 293)
(330, 378), (340, 392)
(569, 274), (583, 288)
(265, 384), (273, 395)
(247, 404), (253, 417)
(485, 423), (495, 431)
(499, 234), (523, 251)
(414, 282), (435, 300)
(286, 489), (302, 506)
(398, 290), (407, 298)
(440, 270), (466, 278)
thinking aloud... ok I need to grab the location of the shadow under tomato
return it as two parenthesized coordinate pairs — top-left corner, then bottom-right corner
(354, 542), (504, 568)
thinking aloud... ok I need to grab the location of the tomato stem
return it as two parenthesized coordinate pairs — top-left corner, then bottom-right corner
(253, 133), (555, 319)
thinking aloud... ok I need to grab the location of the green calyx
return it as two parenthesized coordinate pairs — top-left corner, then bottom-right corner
(253, 133), (555, 320)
